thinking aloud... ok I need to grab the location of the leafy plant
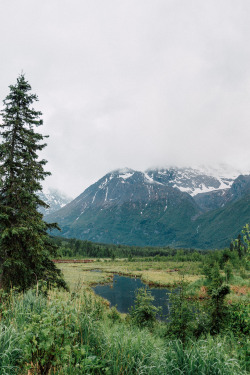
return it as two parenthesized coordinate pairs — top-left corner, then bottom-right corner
(20, 302), (76, 374)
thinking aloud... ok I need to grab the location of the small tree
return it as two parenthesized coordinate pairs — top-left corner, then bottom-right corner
(0, 74), (67, 291)
(231, 225), (250, 259)
(166, 278), (197, 342)
(206, 263), (230, 334)
(224, 261), (233, 283)
(129, 288), (161, 328)
(241, 223), (250, 255)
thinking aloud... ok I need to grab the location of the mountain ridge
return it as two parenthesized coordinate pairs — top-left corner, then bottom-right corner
(39, 188), (72, 215)
(45, 167), (250, 249)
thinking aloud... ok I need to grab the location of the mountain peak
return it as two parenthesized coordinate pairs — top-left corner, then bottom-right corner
(109, 168), (136, 180)
(45, 166), (250, 249)
(39, 188), (72, 215)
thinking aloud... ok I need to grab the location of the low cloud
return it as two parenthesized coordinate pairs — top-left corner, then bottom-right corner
(0, 0), (250, 197)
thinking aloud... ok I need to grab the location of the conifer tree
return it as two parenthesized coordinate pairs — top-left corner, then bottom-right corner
(0, 74), (67, 291)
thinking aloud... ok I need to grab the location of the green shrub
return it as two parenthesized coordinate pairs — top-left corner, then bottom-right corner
(228, 302), (250, 336)
(129, 288), (161, 328)
(108, 306), (121, 323)
(166, 281), (198, 342)
(20, 300), (78, 374)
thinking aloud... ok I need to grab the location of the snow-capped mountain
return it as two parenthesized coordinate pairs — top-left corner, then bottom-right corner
(71, 166), (239, 206)
(45, 166), (250, 249)
(145, 166), (238, 196)
(46, 167), (202, 245)
(193, 174), (250, 211)
(39, 188), (72, 215)
(52, 167), (199, 212)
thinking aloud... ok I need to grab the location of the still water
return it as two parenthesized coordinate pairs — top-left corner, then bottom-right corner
(93, 274), (174, 320)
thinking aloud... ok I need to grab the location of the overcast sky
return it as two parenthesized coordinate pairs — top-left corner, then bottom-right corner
(1, 0), (250, 198)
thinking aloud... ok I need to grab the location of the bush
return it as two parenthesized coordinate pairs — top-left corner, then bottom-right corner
(228, 302), (250, 336)
(205, 263), (230, 334)
(129, 288), (161, 328)
(166, 280), (199, 342)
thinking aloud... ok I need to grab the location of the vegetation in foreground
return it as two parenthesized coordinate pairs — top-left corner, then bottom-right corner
(0, 284), (248, 375)
(0, 232), (248, 374)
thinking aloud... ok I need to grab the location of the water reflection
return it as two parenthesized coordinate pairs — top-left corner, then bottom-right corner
(93, 274), (174, 320)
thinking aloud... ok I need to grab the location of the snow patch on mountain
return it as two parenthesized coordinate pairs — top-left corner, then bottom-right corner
(119, 172), (134, 180)
(144, 172), (163, 185)
(188, 184), (219, 196)
(39, 188), (72, 215)
(145, 166), (243, 196)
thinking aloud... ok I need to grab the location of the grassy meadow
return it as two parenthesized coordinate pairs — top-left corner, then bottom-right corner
(0, 253), (249, 374)
(57, 259), (201, 288)
(57, 258), (249, 303)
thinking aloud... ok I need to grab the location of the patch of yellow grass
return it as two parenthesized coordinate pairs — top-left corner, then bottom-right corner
(58, 260), (201, 290)
(57, 263), (113, 289)
(141, 270), (200, 287)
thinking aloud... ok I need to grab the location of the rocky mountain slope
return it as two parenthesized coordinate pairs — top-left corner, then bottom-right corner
(145, 167), (235, 196)
(193, 175), (250, 212)
(45, 167), (250, 249)
(39, 188), (72, 215)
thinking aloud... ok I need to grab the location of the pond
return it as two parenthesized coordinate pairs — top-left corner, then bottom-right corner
(92, 274), (175, 320)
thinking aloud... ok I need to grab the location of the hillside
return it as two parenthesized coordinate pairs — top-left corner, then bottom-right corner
(45, 167), (250, 249)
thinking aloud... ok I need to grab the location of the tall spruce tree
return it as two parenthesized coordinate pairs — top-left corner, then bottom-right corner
(0, 74), (67, 291)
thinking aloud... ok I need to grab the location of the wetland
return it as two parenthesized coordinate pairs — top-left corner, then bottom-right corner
(93, 273), (174, 318)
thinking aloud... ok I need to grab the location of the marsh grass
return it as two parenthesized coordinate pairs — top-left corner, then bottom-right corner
(58, 260), (201, 289)
(0, 288), (248, 374)
(57, 263), (113, 289)
(0, 257), (248, 374)
(58, 260), (249, 307)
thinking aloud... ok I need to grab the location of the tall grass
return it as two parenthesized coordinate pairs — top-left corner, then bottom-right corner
(0, 325), (21, 375)
(0, 288), (248, 374)
(163, 337), (243, 375)
(91, 322), (245, 375)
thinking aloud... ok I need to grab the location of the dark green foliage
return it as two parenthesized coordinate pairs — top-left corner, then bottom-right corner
(0, 75), (67, 291)
(205, 263), (230, 334)
(53, 235), (211, 259)
(0, 288), (247, 375)
(228, 302), (250, 336)
(166, 280), (200, 342)
(224, 261), (233, 283)
(108, 305), (121, 323)
(230, 223), (250, 258)
(129, 287), (161, 328)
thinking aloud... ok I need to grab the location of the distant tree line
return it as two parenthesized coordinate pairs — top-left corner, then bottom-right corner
(52, 236), (206, 259)
(52, 225), (249, 269)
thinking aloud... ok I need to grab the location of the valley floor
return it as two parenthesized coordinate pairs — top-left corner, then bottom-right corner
(58, 258), (250, 303)
(0, 258), (248, 374)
